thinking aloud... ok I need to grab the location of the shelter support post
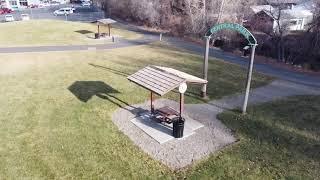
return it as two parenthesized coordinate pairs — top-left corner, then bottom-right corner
(108, 24), (111, 36)
(202, 37), (210, 98)
(97, 24), (100, 35)
(150, 91), (155, 114)
(242, 44), (257, 114)
(160, 33), (162, 41)
(179, 93), (184, 118)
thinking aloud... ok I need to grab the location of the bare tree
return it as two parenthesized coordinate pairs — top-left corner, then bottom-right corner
(255, 0), (291, 62)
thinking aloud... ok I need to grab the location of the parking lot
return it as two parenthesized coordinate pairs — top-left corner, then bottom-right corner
(0, 4), (105, 22)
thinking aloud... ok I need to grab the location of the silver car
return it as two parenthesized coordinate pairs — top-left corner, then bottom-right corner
(5, 15), (14, 22)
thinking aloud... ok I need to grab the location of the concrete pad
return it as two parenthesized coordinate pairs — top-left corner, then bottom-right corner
(112, 99), (236, 170)
(131, 112), (203, 144)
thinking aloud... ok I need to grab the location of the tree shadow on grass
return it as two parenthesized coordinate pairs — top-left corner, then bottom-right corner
(68, 81), (120, 103)
(88, 63), (129, 77)
(68, 81), (148, 115)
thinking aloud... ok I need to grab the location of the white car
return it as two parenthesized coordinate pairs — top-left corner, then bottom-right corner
(81, 1), (90, 7)
(39, 2), (50, 8)
(5, 15), (14, 22)
(53, 8), (74, 16)
(21, 14), (30, 21)
(50, 1), (60, 6)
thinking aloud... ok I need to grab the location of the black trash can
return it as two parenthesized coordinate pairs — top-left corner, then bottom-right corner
(95, 33), (100, 39)
(173, 117), (185, 138)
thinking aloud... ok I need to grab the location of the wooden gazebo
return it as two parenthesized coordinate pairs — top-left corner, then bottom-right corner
(128, 66), (207, 138)
(96, 18), (117, 38)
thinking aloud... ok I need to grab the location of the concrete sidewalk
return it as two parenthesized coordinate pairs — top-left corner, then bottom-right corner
(0, 36), (156, 54)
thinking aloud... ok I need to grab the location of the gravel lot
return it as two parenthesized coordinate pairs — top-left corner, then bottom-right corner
(112, 99), (236, 170)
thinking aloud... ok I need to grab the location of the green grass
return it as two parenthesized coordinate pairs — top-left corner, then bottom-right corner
(0, 20), (141, 47)
(0, 42), (272, 178)
(181, 96), (320, 179)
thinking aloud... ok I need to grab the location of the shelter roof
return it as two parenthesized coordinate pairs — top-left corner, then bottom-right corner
(155, 66), (208, 84)
(128, 66), (207, 96)
(96, 18), (117, 25)
(128, 66), (186, 96)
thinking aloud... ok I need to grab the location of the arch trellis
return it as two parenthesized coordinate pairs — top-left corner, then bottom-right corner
(201, 23), (258, 114)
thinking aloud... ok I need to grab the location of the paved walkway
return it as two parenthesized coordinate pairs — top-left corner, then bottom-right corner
(0, 23), (319, 88)
(113, 79), (320, 169)
(165, 37), (320, 88)
(0, 35), (156, 54)
(114, 21), (320, 88)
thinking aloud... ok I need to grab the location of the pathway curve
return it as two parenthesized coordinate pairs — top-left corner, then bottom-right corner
(0, 22), (319, 88)
(115, 21), (320, 88)
(185, 80), (320, 128)
(0, 35), (157, 54)
(112, 79), (320, 169)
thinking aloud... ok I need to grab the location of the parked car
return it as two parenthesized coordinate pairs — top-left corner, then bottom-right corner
(81, 1), (90, 7)
(39, 2), (50, 8)
(50, 1), (60, 6)
(21, 14), (30, 21)
(5, 15), (14, 22)
(28, 4), (39, 8)
(53, 8), (74, 16)
(71, 0), (83, 4)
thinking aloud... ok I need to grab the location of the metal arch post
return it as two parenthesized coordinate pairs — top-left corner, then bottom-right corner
(242, 44), (257, 114)
(202, 36), (210, 98)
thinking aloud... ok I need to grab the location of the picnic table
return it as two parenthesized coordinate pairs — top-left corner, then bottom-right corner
(128, 66), (207, 138)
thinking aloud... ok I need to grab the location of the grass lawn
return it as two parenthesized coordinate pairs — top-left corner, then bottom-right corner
(0, 20), (141, 47)
(181, 96), (320, 179)
(0, 42), (273, 178)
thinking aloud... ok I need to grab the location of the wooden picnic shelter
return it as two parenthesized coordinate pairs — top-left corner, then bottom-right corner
(128, 66), (207, 138)
(96, 18), (117, 37)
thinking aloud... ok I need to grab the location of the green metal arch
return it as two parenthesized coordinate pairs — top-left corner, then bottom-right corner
(205, 23), (257, 45)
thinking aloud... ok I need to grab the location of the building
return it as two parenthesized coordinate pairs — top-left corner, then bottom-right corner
(1, 0), (40, 9)
(247, 1), (314, 33)
(0, 0), (68, 10)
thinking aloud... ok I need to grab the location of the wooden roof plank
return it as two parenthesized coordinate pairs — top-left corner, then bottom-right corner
(128, 76), (165, 95)
(129, 74), (168, 92)
(135, 71), (176, 88)
(145, 66), (184, 82)
(127, 66), (186, 96)
(142, 68), (181, 85)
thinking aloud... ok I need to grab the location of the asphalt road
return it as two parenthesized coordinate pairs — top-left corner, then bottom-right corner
(0, 4), (104, 22)
(116, 22), (320, 88)
(163, 37), (320, 88)
(0, 8), (319, 88)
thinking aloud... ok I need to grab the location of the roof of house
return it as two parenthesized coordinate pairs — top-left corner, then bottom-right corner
(266, 0), (303, 5)
(251, 4), (313, 19)
(251, 5), (274, 14)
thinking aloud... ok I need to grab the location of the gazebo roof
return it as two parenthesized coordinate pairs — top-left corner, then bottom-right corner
(128, 66), (186, 96)
(128, 66), (207, 96)
(155, 66), (208, 84)
(97, 18), (117, 25)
